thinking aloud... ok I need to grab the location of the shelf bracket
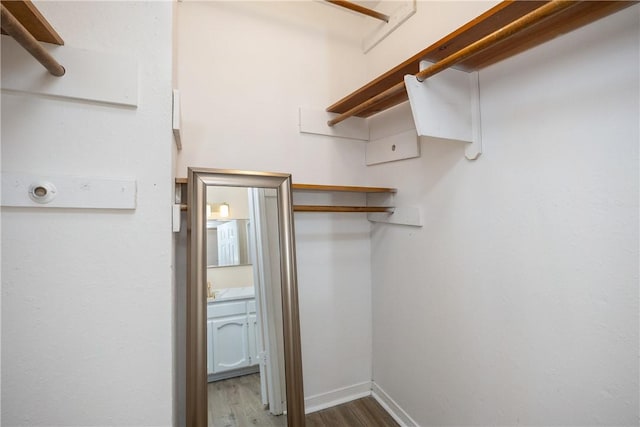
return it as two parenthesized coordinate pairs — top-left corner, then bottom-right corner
(404, 60), (482, 160)
(367, 206), (422, 227)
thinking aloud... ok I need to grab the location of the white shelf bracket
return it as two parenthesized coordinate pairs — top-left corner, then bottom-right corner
(365, 192), (421, 227)
(362, 0), (416, 53)
(404, 60), (482, 160)
(367, 207), (422, 227)
(173, 89), (183, 150)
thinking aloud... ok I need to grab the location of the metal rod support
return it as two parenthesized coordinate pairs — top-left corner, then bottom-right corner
(327, 0), (576, 127)
(1, 4), (65, 76)
(326, 0), (390, 23)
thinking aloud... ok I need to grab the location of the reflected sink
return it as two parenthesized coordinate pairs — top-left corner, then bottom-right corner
(208, 286), (255, 303)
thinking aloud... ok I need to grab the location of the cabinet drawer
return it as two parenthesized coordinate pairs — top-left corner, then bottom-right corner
(208, 301), (246, 318)
(247, 300), (256, 313)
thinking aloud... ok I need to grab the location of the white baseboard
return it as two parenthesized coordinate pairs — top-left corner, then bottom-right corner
(371, 382), (419, 427)
(304, 381), (372, 414)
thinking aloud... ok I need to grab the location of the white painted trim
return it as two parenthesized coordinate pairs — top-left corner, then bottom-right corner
(466, 71), (482, 160)
(1, 36), (139, 108)
(172, 89), (183, 150)
(366, 129), (420, 165)
(172, 204), (181, 232)
(304, 381), (372, 414)
(1, 172), (137, 210)
(371, 382), (419, 427)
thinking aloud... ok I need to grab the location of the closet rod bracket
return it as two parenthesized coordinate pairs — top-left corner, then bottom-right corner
(405, 62), (482, 161)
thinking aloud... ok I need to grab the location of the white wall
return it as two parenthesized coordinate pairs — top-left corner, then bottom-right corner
(206, 186), (250, 219)
(368, 5), (639, 426)
(174, 0), (375, 412)
(1, 2), (174, 426)
(175, 1), (638, 425)
(207, 265), (254, 290)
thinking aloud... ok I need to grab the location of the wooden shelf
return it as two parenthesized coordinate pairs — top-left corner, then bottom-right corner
(1, 0), (64, 45)
(292, 183), (396, 193)
(176, 179), (397, 193)
(175, 179), (397, 213)
(327, 0), (636, 118)
(293, 205), (393, 213)
(292, 182), (395, 213)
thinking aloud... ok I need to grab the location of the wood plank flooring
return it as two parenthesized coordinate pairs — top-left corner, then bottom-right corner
(208, 373), (399, 427)
(306, 396), (399, 427)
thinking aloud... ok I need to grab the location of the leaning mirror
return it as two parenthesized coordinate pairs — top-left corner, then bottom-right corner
(187, 168), (305, 427)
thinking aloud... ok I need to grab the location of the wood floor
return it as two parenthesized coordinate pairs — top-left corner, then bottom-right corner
(306, 396), (399, 427)
(208, 373), (399, 427)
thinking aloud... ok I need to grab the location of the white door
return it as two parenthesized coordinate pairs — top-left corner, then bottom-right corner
(217, 221), (239, 266)
(248, 188), (284, 415)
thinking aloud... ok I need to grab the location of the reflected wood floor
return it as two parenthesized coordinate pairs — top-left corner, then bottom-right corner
(208, 373), (399, 426)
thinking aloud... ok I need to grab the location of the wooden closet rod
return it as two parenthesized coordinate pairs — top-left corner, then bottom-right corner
(179, 204), (393, 213)
(325, 0), (389, 23)
(327, 0), (573, 127)
(1, 4), (65, 76)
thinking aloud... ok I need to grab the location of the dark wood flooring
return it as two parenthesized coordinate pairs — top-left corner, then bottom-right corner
(208, 373), (399, 426)
(306, 396), (399, 427)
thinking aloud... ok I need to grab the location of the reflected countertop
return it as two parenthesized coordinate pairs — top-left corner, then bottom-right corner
(208, 286), (255, 303)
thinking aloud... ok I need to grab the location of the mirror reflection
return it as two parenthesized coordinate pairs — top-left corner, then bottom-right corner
(206, 185), (287, 426)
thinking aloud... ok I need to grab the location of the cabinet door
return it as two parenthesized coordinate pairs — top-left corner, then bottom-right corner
(211, 316), (249, 373)
(207, 319), (214, 374)
(247, 314), (259, 367)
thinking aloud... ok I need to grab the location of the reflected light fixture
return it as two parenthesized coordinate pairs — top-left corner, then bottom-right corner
(219, 202), (229, 218)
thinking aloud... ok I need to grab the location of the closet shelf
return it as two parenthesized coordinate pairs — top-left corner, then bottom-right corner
(178, 203), (392, 213)
(291, 183), (396, 193)
(292, 183), (395, 214)
(1, 0), (64, 45)
(294, 205), (393, 213)
(326, 0), (636, 120)
(176, 179), (397, 194)
(175, 179), (397, 213)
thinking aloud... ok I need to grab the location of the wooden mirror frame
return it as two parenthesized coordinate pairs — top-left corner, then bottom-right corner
(186, 168), (305, 427)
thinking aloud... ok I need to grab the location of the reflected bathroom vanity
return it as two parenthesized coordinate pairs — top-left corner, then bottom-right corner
(206, 287), (259, 381)
(205, 187), (259, 382)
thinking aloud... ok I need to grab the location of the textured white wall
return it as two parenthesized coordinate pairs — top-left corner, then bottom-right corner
(368, 5), (639, 426)
(174, 0), (374, 411)
(1, 2), (173, 426)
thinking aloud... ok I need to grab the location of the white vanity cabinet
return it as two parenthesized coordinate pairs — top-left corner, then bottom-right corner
(207, 297), (258, 380)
